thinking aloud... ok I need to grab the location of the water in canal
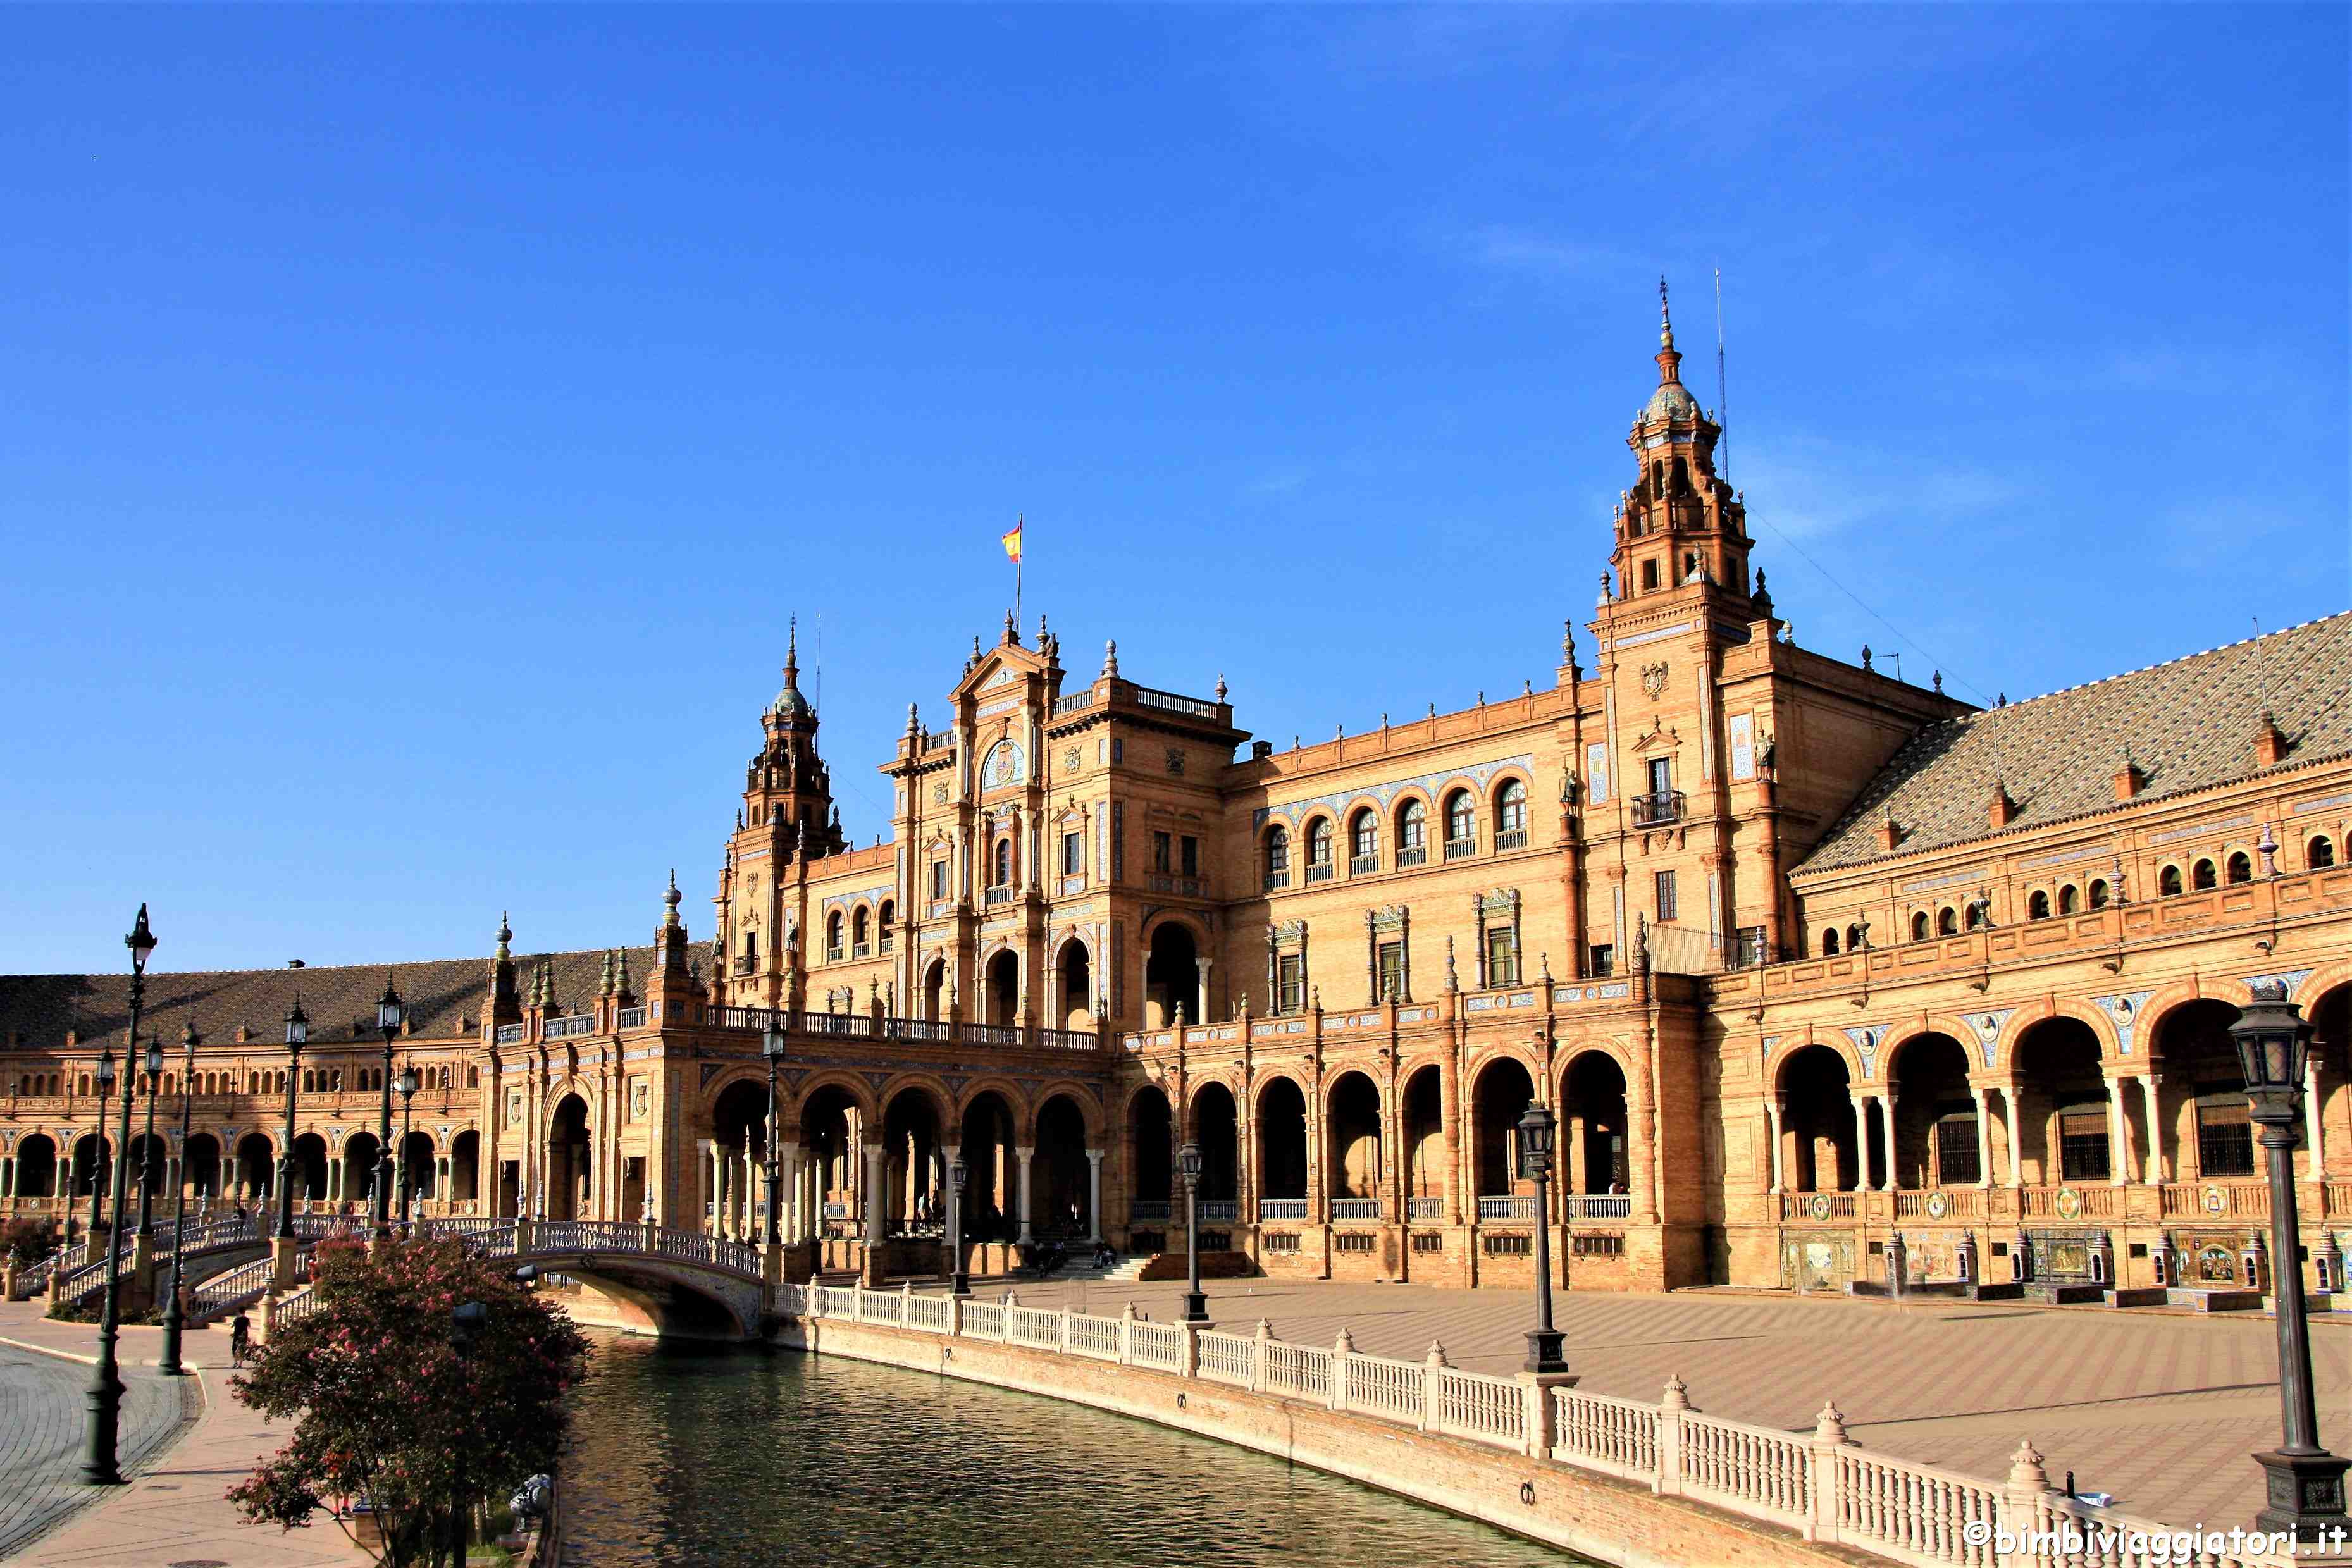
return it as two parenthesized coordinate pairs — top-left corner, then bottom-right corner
(560, 1336), (1593, 1566)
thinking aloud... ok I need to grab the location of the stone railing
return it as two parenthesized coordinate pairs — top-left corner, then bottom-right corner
(1561, 1194), (1632, 1221)
(784, 1280), (2297, 1568)
(191, 1255), (274, 1321)
(708, 1006), (1100, 1054)
(16, 1239), (94, 1295)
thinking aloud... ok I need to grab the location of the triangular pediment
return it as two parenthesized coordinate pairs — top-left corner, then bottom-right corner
(951, 640), (1058, 707)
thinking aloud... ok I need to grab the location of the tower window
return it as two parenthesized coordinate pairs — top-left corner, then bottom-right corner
(2028, 891), (2050, 920)
(1822, 928), (1840, 956)
(1654, 870), (1678, 923)
(2160, 863), (2184, 896)
(2057, 884), (2078, 915)
(1062, 831), (1086, 877)
(2192, 858), (2217, 891)
(2311, 837), (2337, 869)
(1641, 559), (1660, 592)
(2225, 851), (2252, 884)
(929, 860), (948, 899)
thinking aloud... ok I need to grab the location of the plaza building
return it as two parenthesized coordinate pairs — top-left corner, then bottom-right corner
(4, 297), (2349, 1308)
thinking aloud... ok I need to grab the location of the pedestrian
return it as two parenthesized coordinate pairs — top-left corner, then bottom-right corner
(230, 1310), (252, 1366)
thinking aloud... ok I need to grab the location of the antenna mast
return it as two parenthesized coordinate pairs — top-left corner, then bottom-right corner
(814, 614), (823, 715)
(1714, 264), (1730, 483)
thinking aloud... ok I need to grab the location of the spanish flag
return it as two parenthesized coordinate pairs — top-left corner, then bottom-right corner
(1001, 517), (1024, 562)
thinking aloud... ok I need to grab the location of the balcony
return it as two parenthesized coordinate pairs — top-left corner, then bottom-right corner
(824, 945), (843, 963)
(1349, 854), (1379, 877)
(1130, 1200), (1172, 1223)
(1330, 1197), (1381, 1222)
(1406, 1195), (1445, 1222)
(1475, 1194), (1535, 1221)
(985, 886), (1015, 906)
(1443, 837), (1476, 862)
(1258, 1198), (1309, 1222)
(734, 954), (759, 976)
(1263, 870), (1291, 893)
(1562, 1194), (1632, 1221)
(1304, 861), (1334, 884)
(1630, 789), (1687, 827)
(1396, 844), (1428, 867)
(1149, 874), (1209, 897)
(1198, 1199), (1240, 1223)
(1495, 827), (1528, 851)
(850, 942), (871, 960)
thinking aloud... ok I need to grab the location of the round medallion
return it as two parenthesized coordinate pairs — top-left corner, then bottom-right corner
(931, 782), (948, 806)
(2053, 1186), (2083, 1221)
(2201, 1183), (2227, 1214)
(1809, 1193), (1833, 1222)
(1925, 1191), (1950, 1220)
(1063, 746), (1082, 772)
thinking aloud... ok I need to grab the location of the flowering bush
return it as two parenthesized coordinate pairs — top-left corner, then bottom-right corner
(228, 1237), (590, 1567)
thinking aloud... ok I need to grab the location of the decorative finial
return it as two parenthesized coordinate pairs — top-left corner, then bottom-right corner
(1215, 672), (1227, 703)
(1103, 639), (1119, 679)
(495, 911), (512, 960)
(1659, 273), (1673, 345)
(1861, 643), (1873, 671)
(1445, 935), (1458, 992)
(1562, 619), (1576, 663)
(1003, 607), (1018, 645)
(663, 870), (682, 927)
(906, 702), (920, 736)
(1933, 670), (1943, 693)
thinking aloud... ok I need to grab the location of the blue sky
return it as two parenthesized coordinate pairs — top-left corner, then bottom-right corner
(3, 5), (2344, 975)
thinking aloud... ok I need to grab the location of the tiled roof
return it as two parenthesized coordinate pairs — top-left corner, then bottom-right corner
(0, 945), (659, 1053)
(1796, 612), (2352, 875)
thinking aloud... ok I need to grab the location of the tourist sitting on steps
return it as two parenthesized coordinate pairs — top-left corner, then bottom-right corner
(1091, 1239), (1116, 1269)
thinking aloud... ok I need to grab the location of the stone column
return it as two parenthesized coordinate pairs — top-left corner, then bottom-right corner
(1015, 1144), (1034, 1242)
(1971, 1087), (1994, 1188)
(1085, 1148), (1103, 1242)
(1850, 1093), (1872, 1194)
(2303, 1061), (2325, 1182)
(2000, 1085), (2024, 1187)
(780, 1142), (802, 1244)
(1766, 1098), (1785, 1194)
(696, 1140), (714, 1234)
(1566, 1113), (1588, 1197)
(2139, 1074), (2167, 1185)
(863, 1142), (886, 1244)
(1877, 1092), (1896, 1193)
(1194, 958), (1211, 1026)
(2105, 1082), (2133, 1185)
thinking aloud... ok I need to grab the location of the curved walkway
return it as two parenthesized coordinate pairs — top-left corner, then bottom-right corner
(0, 1305), (370, 1567)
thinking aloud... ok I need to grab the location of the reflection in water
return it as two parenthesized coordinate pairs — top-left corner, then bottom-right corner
(561, 1337), (1589, 1566)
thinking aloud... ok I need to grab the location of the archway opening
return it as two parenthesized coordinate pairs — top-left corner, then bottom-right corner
(958, 1090), (1018, 1241)
(984, 949), (1019, 1028)
(1326, 1072), (1382, 1201)
(1058, 941), (1094, 1029)
(1255, 1078), (1308, 1201)
(712, 1080), (774, 1241)
(450, 1130), (480, 1209)
(1471, 1057), (1536, 1199)
(291, 1133), (328, 1206)
(922, 957), (946, 1022)
(70, 1134), (113, 1202)
(1129, 1086), (1173, 1219)
(2151, 999), (2254, 1183)
(342, 1131), (384, 1216)
(1192, 1082), (1239, 1202)
(1145, 922), (1199, 1028)
(235, 1133), (275, 1206)
(182, 1132), (221, 1203)
(1402, 1066), (1444, 1209)
(127, 1132), (168, 1197)
(881, 1087), (944, 1235)
(1561, 1053), (1629, 1195)
(544, 1096), (590, 1221)
(2010, 1017), (2110, 1184)
(798, 1083), (862, 1240)
(1035, 1093), (1092, 1237)
(15, 1134), (56, 1199)
(1779, 1046), (1856, 1193)
(399, 1129), (437, 1214)
(1886, 1034), (1976, 1188)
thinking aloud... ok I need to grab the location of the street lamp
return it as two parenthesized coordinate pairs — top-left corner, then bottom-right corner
(761, 1018), (788, 1247)
(84, 901), (155, 1486)
(1517, 1102), (1568, 1374)
(135, 1035), (163, 1238)
(278, 997), (307, 1241)
(947, 1151), (971, 1298)
(449, 1299), (488, 1564)
(374, 975), (404, 1240)
(2230, 983), (2351, 1542)
(395, 1064), (419, 1231)
(85, 1048), (116, 1244)
(159, 1018), (199, 1377)
(1178, 1139), (1208, 1324)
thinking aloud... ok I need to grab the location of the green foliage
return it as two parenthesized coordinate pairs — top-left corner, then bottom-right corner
(1, 1218), (55, 1267)
(227, 1238), (590, 1568)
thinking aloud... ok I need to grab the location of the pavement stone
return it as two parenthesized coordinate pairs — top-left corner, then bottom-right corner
(0, 1324), (193, 1561)
(991, 1274), (2352, 1536)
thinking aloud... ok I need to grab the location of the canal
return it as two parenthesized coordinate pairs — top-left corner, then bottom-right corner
(560, 1336), (1594, 1565)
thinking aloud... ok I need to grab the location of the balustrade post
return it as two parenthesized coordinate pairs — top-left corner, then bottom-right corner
(900, 1279), (914, 1328)
(1998, 1440), (2050, 1568)
(1328, 1326), (1353, 1411)
(1805, 1400), (1852, 1544)
(1420, 1340), (1447, 1431)
(1000, 1289), (1017, 1344)
(947, 1290), (964, 1339)
(1058, 1303), (1072, 1355)
(1248, 1318), (1272, 1392)
(1655, 1375), (1689, 1497)
(1117, 1300), (1134, 1366)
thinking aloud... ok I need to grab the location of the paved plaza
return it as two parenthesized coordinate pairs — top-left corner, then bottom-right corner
(0, 1304), (371, 1568)
(992, 1273), (2352, 1538)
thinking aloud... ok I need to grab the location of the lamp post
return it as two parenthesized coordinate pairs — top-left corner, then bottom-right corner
(159, 1018), (199, 1377)
(947, 1151), (970, 1297)
(449, 1300), (488, 1567)
(83, 902), (156, 1486)
(1178, 1139), (1208, 1324)
(374, 976), (404, 1240)
(2229, 983), (2351, 1542)
(395, 1064), (419, 1231)
(84, 1051), (115, 1246)
(135, 1035), (163, 1238)
(277, 998), (307, 1240)
(761, 1017), (788, 1247)
(1517, 1102), (1568, 1374)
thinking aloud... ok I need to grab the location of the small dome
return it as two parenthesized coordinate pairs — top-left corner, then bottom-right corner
(771, 688), (812, 719)
(1642, 380), (1699, 424)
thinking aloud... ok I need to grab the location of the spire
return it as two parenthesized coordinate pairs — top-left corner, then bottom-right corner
(663, 870), (683, 929)
(1656, 273), (1685, 386)
(495, 911), (512, 961)
(784, 614), (799, 687)
(615, 946), (634, 1004)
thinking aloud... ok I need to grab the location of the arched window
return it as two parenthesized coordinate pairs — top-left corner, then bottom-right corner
(2160, 863), (2184, 896)
(2088, 879), (2111, 908)
(1910, 911), (1930, 941)
(851, 906), (870, 949)
(826, 911), (845, 958)
(1349, 809), (1378, 870)
(1965, 903), (1989, 931)
(1396, 799), (1427, 863)
(2225, 851), (2252, 884)
(1444, 791), (1474, 848)
(2057, 884), (2079, 915)
(1822, 928), (1840, 956)
(1306, 818), (1334, 877)
(993, 839), (1012, 886)
(1495, 779), (1527, 843)
(1265, 825), (1291, 884)
(1846, 923), (1866, 951)
(2028, 891), (2050, 920)
(1937, 906), (1958, 935)
(877, 899), (896, 951)
(2192, 858), (2217, 891)
(2312, 837), (2337, 870)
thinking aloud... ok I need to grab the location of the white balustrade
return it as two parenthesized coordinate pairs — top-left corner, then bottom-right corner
(1551, 1388), (1658, 1482)
(1434, 1366), (1525, 1448)
(1261, 1340), (1332, 1400)
(1128, 1319), (1182, 1369)
(1068, 1312), (1120, 1360)
(1678, 1410), (1811, 1526)
(1196, 1330), (1254, 1386)
(1338, 1350), (1423, 1422)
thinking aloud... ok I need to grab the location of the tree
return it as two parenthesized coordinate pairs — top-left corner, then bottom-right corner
(228, 1237), (590, 1567)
